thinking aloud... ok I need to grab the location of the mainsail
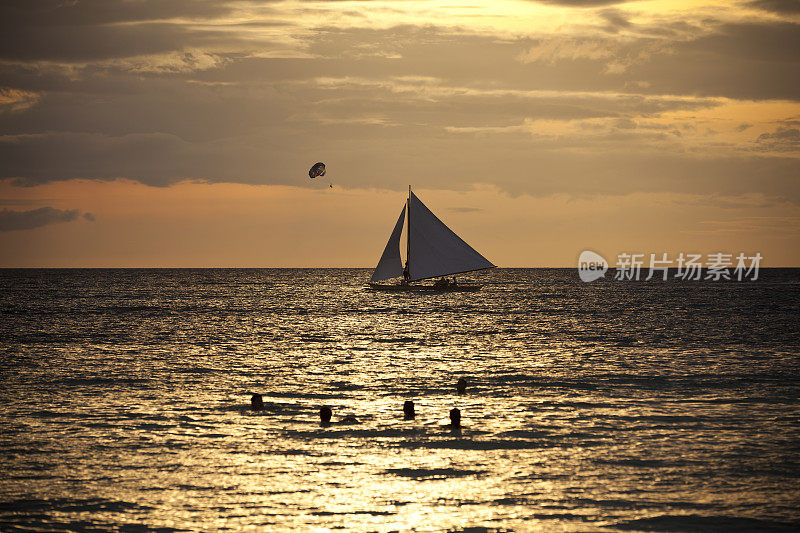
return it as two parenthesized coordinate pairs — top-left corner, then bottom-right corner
(407, 191), (494, 281)
(370, 188), (495, 283)
(370, 205), (406, 282)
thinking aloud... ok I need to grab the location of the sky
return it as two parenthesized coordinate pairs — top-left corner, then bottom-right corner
(0, 0), (798, 267)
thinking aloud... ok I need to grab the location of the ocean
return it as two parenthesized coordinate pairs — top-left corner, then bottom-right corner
(1, 268), (799, 532)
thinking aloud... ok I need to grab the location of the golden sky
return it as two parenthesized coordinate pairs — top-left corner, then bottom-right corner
(1, 0), (799, 266)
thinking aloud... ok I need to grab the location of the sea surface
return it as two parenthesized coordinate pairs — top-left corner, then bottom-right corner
(1, 268), (799, 532)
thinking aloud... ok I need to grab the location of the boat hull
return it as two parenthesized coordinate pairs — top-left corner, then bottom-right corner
(366, 282), (483, 292)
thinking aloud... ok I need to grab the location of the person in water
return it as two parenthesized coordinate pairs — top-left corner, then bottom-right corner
(456, 378), (467, 395)
(449, 407), (461, 428)
(403, 400), (415, 420)
(320, 405), (332, 426)
(319, 406), (359, 425)
(251, 393), (265, 411)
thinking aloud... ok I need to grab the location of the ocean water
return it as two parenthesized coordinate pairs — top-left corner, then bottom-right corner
(1, 268), (799, 532)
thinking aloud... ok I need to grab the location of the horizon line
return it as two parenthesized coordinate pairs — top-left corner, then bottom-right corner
(1, 266), (799, 270)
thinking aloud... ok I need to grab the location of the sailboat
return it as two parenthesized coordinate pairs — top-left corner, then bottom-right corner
(367, 186), (495, 291)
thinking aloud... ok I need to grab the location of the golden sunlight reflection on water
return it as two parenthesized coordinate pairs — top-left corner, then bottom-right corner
(1, 269), (799, 530)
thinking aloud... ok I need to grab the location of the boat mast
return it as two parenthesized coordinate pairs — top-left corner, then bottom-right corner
(406, 185), (411, 274)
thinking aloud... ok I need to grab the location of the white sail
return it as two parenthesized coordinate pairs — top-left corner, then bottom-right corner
(370, 205), (406, 282)
(408, 191), (494, 281)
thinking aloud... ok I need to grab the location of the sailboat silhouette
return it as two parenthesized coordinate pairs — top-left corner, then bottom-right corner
(368, 186), (495, 291)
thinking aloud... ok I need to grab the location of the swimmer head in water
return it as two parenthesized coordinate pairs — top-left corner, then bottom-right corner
(251, 393), (264, 411)
(403, 400), (415, 420)
(320, 405), (332, 426)
(449, 407), (461, 428)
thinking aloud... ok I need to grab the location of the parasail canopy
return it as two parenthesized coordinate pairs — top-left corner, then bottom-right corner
(308, 162), (326, 179)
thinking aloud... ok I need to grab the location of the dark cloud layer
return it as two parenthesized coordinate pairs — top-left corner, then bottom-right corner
(747, 0), (800, 14)
(0, 0), (235, 27)
(756, 126), (800, 151)
(1, 22), (209, 62)
(0, 206), (93, 231)
(516, 21), (800, 101)
(0, 2), (798, 204)
(2, 128), (798, 205)
(0, 0), (271, 62)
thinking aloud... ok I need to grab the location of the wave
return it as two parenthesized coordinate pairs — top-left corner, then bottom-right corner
(614, 515), (799, 532)
(399, 439), (561, 451)
(47, 377), (152, 387)
(384, 468), (487, 480)
(0, 498), (150, 513)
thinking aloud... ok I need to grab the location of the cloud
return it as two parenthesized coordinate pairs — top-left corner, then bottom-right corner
(0, 0), (238, 27)
(0, 1), (282, 63)
(0, 132), (241, 187)
(681, 22), (800, 64)
(518, 38), (619, 64)
(0, 87), (39, 112)
(514, 20), (800, 99)
(0, 7), (798, 207)
(3, 126), (799, 204)
(0, 22), (239, 62)
(747, 0), (800, 14)
(5, 19), (800, 99)
(0, 206), (92, 231)
(0, 81), (725, 190)
(528, 0), (631, 6)
(678, 193), (788, 210)
(756, 126), (800, 151)
(599, 9), (633, 32)
(624, 21), (800, 100)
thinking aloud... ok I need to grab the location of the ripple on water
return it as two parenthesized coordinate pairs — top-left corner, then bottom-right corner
(0, 268), (798, 531)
